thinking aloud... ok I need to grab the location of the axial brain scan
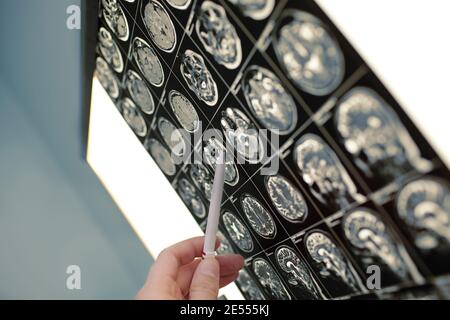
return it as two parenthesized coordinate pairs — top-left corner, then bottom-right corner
(119, 98), (148, 137)
(294, 134), (364, 211)
(222, 211), (254, 253)
(125, 70), (155, 115)
(196, 1), (242, 70)
(242, 65), (298, 135)
(335, 87), (431, 182)
(101, 0), (129, 41)
(343, 208), (409, 280)
(132, 37), (165, 87)
(157, 117), (186, 157)
(142, 0), (177, 52)
(180, 49), (218, 106)
(273, 10), (344, 96)
(189, 163), (213, 201)
(203, 138), (239, 186)
(241, 195), (277, 239)
(177, 178), (206, 219)
(253, 258), (292, 300)
(396, 178), (450, 251)
(227, 0), (275, 20)
(236, 269), (265, 300)
(98, 27), (123, 73)
(168, 90), (200, 133)
(145, 138), (176, 176)
(95, 57), (120, 99)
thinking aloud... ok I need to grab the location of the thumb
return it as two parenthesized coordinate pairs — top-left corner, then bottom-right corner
(189, 257), (220, 300)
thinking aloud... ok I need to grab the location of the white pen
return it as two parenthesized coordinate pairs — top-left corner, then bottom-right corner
(202, 150), (226, 258)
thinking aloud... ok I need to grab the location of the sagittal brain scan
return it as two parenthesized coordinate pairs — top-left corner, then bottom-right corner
(221, 108), (264, 163)
(275, 246), (323, 299)
(196, 1), (242, 70)
(125, 70), (155, 115)
(177, 178), (206, 219)
(95, 0), (450, 300)
(273, 10), (344, 96)
(242, 65), (298, 135)
(265, 175), (308, 223)
(222, 211), (254, 253)
(343, 208), (410, 281)
(396, 178), (450, 251)
(119, 97), (148, 137)
(305, 231), (362, 294)
(180, 49), (218, 106)
(241, 195), (277, 239)
(95, 57), (120, 99)
(101, 0), (129, 41)
(294, 134), (365, 211)
(98, 27), (124, 73)
(335, 87), (431, 183)
(132, 37), (165, 87)
(142, 0), (177, 52)
(253, 258), (292, 300)
(168, 90), (200, 133)
(227, 0), (275, 21)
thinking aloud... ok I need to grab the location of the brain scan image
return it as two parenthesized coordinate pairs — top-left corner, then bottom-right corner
(335, 87), (431, 183)
(98, 27), (124, 73)
(305, 230), (362, 294)
(189, 163), (213, 201)
(396, 178), (450, 251)
(221, 108), (264, 164)
(95, 57), (120, 99)
(253, 258), (292, 300)
(142, 0), (177, 52)
(343, 208), (410, 280)
(101, 0), (130, 41)
(168, 90), (200, 133)
(236, 269), (265, 300)
(203, 138), (239, 186)
(145, 138), (177, 176)
(180, 49), (218, 106)
(294, 134), (365, 211)
(166, 0), (191, 10)
(227, 0), (275, 21)
(265, 175), (308, 223)
(222, 211), (254, 253)
(241, 195), (277, 239)
(119, 98), (148, 137)
(195, 1), (242, 70)
(157, 117), (186, 157)
(132, 37), (165, 87)
(275, 246), (323, 299)
(242, 65), (297, 135)
(125, 70), (155, 115)
(273, 10), (344, 96)
(217, 230), (235, 255)
(177, 178), (206, 219)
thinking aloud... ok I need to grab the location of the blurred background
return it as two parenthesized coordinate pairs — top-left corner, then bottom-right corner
(0, 0), (151, 299)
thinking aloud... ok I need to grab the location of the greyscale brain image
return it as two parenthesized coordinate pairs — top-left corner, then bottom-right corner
(98, 27), (123, 73)
(142, 0), (177, 52)
(196, 1), (242, 70)
(227, 0), (275, 20)
(294, 134), (365, 211)
(168, 90), (200, 133)
(180, 49), (218, 106)
(101, 0), (129, 41)
(265, 175), (308, 223)
(95, 0), (450, 300)
(396, 178), (450, 251)
(242, 66), (298, 135)
(177, 178), (206, 219)
(305, 231), (362, 294)
(221, 108), (264, 163)
(95, 57), (120, 99)
(125, 70), (155, 115)
(335, 87), (431, 183)
(119, 98), (148, 137)
(253, 258), (292, 300)
(132, 37), (165, 87)
(222, 211), (254, 253)
(343, 208), (410, 281)
(275, 246), (323, 299)
(241, 195), (277, 239)
(273, 10), (344, 96)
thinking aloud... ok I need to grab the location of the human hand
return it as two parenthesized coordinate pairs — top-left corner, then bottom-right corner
(136, 236), (244, 300)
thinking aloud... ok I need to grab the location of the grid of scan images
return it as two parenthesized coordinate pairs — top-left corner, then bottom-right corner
(94, 0), (450, 300)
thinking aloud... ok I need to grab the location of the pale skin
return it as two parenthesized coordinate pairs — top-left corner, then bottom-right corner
(136, 236), (245, 300)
